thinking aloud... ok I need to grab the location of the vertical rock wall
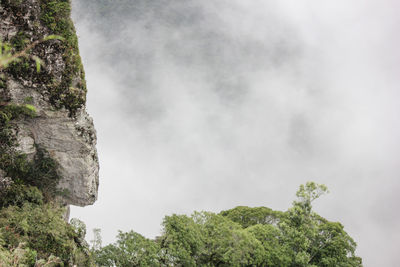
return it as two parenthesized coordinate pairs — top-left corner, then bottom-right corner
(0, 0), (99, 206)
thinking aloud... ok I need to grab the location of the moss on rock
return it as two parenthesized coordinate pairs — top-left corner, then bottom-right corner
(40, 0), (87, 116)
(1, 0), (87, 116)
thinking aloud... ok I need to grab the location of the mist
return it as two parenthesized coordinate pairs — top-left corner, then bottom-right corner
(70, 0), (400, 266)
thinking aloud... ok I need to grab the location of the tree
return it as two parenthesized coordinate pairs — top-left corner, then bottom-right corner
(159, 214), (203, 266)
(91, 228), (102, 251)
(246, 224), (292, 266)
(277, 182), (362, 267)
(95, 231), (160, 267)
(159, 212), (264, 266)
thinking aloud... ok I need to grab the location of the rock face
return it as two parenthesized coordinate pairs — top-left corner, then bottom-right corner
(0, 0), (99, 206)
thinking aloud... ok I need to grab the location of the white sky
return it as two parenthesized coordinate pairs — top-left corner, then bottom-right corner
(71, 1), (400, 266)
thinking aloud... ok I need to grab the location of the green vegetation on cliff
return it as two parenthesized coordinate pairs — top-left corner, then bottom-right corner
(0, 102), (92, 264)
(0, 90), (93, 266)
(1, 0), (86, 116)
(39, 0), (87, 116)
(0, 1), (94, 265)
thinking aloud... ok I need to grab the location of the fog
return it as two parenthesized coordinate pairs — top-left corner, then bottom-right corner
(70, 0), (400, 266)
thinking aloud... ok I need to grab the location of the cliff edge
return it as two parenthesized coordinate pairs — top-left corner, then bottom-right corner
(0, 0), (99, 206)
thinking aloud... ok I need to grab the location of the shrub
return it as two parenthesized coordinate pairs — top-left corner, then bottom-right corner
(0, 183), (43, 208)
(0, 202), (92, 265)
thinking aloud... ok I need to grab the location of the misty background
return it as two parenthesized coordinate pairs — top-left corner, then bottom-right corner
(70, 0), (400, 266)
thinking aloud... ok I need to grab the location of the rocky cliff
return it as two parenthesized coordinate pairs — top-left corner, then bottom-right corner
(0, 0), (98, 206)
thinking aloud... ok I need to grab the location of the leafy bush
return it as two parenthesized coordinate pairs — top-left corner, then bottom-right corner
(0, 183), (43, 208)
(1, 147), (62, 201)
(0, 202), (92, 266)
(0, 241), (38, 267)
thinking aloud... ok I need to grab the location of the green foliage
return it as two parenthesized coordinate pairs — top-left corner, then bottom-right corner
(219, 206), (283, 228)
(0, 103), (37, 120)
(70, 218), (87, 241)
(0, 203), (93, 265)
(10, 32), (28, 52)
(96, 231), (160, 267)
(1, 36), (62, 73)
(1, 147), (62, 200)
(0, 75), (6, 89)
(295, 182), (328, 213)
(187, 212), (264, 266)
(40, 1), (72, 34)
(275, 182), (361, 267)
(6, 58), (31, 77)
(1, 0), (86, 116)
(0, 39), (13, 69)
(247, 224), (292, 266)
(0, 184), (43, 208)
(0, 0), (24, 10)
(0, 241), (39, 267)
(160, 213), (204, 266)
(0, 154), (90, 264)
(40, 0), (87, 116)
(93, 182), (362, 267)
(23, 104), (36, 114)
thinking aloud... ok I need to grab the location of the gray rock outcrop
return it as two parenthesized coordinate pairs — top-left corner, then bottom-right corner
(0, 0), (99, 206)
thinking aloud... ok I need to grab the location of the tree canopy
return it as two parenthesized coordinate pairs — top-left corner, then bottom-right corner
(92, 182), (362, 267)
